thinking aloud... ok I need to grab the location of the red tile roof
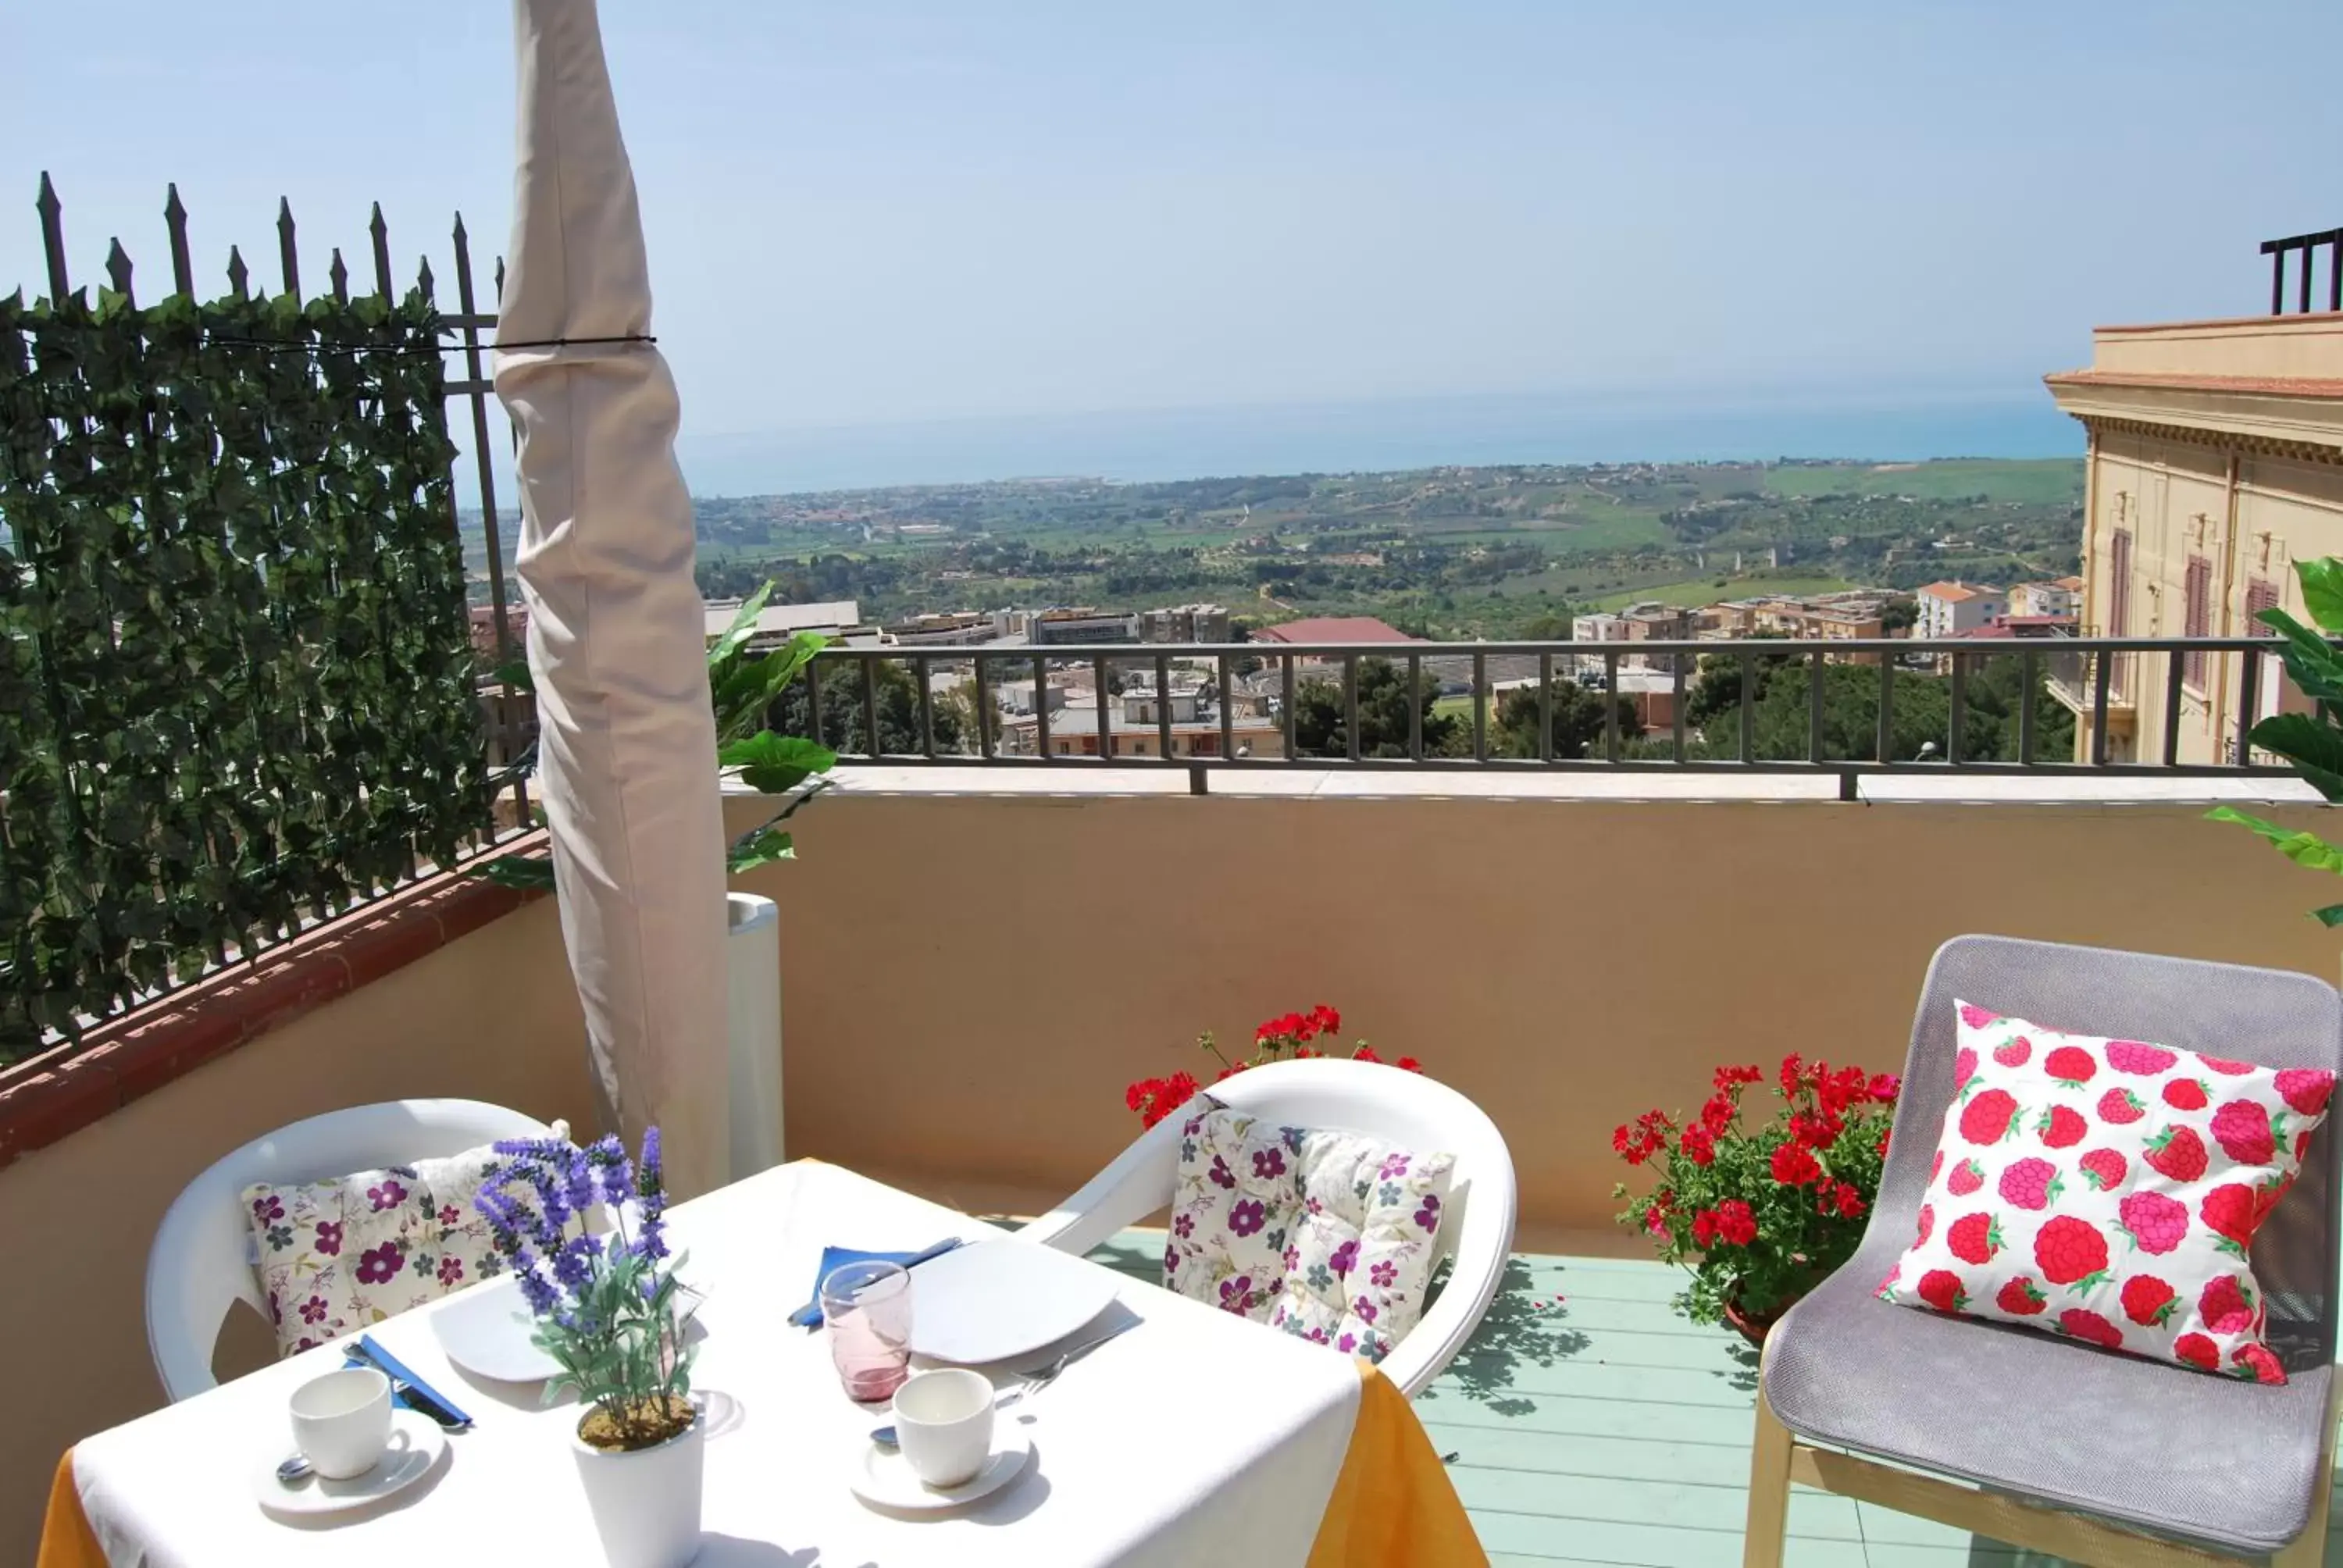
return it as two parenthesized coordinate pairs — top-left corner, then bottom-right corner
(1253, 616), (1421, 645)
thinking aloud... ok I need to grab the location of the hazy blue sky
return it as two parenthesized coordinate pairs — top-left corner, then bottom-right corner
(5, 2), (2338, 489)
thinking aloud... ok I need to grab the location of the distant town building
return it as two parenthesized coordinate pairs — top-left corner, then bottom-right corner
(1253, 615), (1418, 647)
(1617, 602), (1694, 672)
(1020, 608), (1139, 646)
(701, 597), (864, 650)
(1137, 604), (1233, 643)
(1914, 582), (2007, 642)
(2006, 578), (2084, 619)
(997, 689), (1285, 759)
(469, 603), (531, 657)
(883, 610), (1009, 647)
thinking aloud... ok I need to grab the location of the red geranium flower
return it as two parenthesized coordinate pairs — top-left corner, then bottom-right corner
(1715, 1199), (1757, 1245)
(1771, 1142), (1824, 1186)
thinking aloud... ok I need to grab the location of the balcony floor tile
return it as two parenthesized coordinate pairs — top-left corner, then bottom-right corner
(1081, 1233), (2337, 1566)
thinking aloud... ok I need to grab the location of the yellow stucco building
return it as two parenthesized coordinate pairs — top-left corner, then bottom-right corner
(2045, 288), (2343, 764)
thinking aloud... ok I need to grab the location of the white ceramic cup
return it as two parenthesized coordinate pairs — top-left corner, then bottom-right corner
(290, 1367), (394, 1480)
(890, 1367), (995, 1488)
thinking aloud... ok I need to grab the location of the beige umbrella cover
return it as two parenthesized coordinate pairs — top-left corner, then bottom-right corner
(495, 0), (728, 1198)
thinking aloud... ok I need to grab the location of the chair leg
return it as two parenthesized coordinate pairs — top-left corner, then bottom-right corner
(1744, 1384), (1796, 1568)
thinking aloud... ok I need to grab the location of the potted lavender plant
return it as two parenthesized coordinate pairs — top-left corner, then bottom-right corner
(476, 1127), (702, 1568)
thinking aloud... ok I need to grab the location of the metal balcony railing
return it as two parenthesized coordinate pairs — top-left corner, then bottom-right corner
(801, 634), (2300, 799)
(2262, 227), (2343, 315)
(2042, 625), (2131, 716)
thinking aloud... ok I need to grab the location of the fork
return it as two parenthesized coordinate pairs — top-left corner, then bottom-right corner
(869, 1317), (1139, 1449)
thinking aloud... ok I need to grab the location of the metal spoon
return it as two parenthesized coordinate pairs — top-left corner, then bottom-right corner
(275, 1453), (314, 1486)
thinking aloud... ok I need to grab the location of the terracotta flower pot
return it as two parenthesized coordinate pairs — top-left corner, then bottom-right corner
(1722, 1292), (1783, 1349)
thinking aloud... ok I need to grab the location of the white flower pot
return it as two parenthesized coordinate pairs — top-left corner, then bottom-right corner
(572, 1409), (704, 1568)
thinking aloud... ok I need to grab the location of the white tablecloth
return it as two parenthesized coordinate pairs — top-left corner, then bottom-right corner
(70, 1160), (1365, 1566)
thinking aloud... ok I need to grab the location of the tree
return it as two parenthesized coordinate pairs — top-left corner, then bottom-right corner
(1956, 651), (2076, 762)
(1683, 632), (1794, 733)
(768, 657), (963, 757)
(1292, 657), (1457, 758)
(1492, 682), (1638, 759)
(1879, 596), (1919, 634)
(1738, 663), (1950, 762)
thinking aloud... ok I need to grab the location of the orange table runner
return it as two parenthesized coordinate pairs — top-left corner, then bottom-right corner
(1306, 1360), (1485, 1566)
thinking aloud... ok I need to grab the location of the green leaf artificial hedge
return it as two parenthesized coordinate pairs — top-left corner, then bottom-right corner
(0, 283), (490, 1061)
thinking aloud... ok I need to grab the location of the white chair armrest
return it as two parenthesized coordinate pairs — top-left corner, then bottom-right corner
(1375, 1174), (1518, 1400)
(1017, 1114), (1186, 1257)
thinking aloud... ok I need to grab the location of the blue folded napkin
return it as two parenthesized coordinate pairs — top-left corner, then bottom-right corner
(790, 1238), (965, 1329)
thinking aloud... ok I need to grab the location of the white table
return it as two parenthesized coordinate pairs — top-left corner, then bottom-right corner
(69, 1160), (1367, 1566)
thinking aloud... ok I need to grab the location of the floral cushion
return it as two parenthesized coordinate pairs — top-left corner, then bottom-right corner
(243, 1124), (565, 1358)
(1878, 1004), (2332, 1383)
(1163, 1099), (1456, 1364)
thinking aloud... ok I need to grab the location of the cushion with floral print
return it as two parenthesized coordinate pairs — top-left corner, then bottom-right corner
(1267, 1128), (1456, 1363)
(1162, 1099), (1457, 1363)
(242, 1123), (566, 1359)
(1162, 1099), (1298, 1324)
(1878, 1003), (2332, 1383)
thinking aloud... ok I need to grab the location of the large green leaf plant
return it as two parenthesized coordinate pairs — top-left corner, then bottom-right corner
(2209, 557), (2343, 925)
(478, 581), (836, 890)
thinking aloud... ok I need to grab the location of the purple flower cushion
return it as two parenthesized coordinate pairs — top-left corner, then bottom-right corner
(241, 1122), (568, 1359)
(1161, 1099), (1457, 1363)
(1268, 1127), (1456, 1363)
(1163, 1100), (1295, 1325)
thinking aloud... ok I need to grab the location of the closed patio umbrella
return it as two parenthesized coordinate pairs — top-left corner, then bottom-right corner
(494, 0), (728, 1198)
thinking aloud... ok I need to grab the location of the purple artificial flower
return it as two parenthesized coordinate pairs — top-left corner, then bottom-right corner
(1329, 1239), (1360, 1278)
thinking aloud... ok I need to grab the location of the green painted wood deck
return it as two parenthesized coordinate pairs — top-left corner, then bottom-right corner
(1082, 1234), (2338, 1568)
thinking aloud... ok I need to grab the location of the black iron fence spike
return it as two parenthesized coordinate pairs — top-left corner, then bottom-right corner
(163, 183), (194, 298)
(276, 196), (299, 298)
(36, 171), (68, 299)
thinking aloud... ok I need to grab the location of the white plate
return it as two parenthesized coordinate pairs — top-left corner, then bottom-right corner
(851, 1427), (1032, 1513)
(429, 1279), (562, 1383)
(905, 1238), (1120, 1365)
(251, 1409), (447, 1517)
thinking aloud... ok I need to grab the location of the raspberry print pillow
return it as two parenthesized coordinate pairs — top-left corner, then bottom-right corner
(1878, 1003), (2332, 1383)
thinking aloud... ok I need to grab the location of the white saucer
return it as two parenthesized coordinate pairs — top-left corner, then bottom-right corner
(851, 1427), (1032, 1513)
(252, 1409), (448, 1516)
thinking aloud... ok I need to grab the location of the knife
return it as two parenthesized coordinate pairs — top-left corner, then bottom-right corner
(353, 1335), (474, 1431)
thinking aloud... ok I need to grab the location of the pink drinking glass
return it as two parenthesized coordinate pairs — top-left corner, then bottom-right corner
(821, 1260), (914, 1402)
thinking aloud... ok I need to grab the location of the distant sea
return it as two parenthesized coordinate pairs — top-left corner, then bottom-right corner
(672, 384), (2080, 497)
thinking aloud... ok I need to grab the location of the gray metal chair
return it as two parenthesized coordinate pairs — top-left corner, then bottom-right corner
(1746, 935), (2343, 1568)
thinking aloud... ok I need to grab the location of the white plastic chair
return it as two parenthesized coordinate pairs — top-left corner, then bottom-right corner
(144, 1098), (559, 1402)
(1019, 1059), (1517, 1398)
